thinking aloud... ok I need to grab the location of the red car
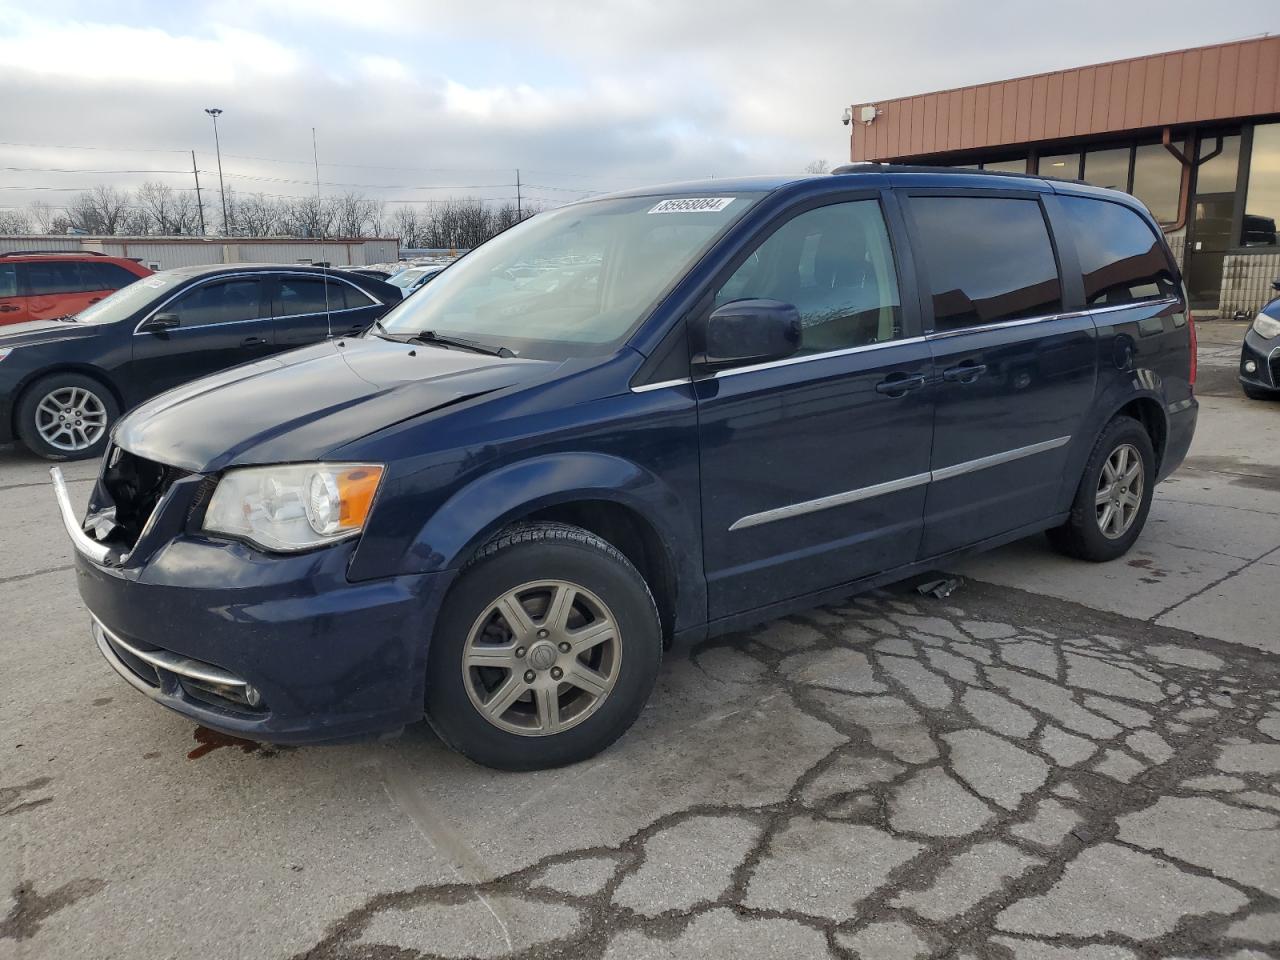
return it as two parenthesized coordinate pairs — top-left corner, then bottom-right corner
(0, 252), (152, 325)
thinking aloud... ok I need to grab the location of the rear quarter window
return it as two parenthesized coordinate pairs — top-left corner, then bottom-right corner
(1058, 196), (1178, 306)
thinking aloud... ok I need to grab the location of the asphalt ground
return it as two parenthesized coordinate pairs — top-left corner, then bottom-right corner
(1, 321), (1277, 960)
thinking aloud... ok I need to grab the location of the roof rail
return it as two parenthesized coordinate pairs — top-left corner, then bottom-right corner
(0, 249), (107, 257)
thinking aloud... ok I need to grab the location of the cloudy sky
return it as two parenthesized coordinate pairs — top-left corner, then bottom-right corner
(1, 0), (1276, 216)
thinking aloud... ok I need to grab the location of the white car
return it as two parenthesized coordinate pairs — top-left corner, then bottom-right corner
(388, 265), (445, 299)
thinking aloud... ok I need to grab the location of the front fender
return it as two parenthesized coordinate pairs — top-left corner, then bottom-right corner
(421, 451), (690, 565)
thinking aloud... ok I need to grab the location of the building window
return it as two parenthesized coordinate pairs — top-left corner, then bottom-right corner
(1038, 152), (1081, 179)
(981, 157), (1028, 174)
(1131, 144), (1183, 226)
(1083, 147), (1130, 191)
(1242, 123), (1280, 247)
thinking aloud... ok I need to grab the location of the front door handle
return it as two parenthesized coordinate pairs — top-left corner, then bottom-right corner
(875, 373), (927, 397)
(0, 305), (18, 313)
(241, 336), (268, 347)
(942, 362), (987, 383)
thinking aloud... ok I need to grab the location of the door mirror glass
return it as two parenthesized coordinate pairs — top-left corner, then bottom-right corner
(692, 299), (801, 371)
(140, 312), (180, 332)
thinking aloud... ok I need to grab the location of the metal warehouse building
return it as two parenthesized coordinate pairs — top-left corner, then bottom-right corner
(846, 34), (1280, 318)
(0, 235), (400, 271)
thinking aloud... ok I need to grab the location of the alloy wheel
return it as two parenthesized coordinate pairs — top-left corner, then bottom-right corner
(1095, 442), (1144, 540)
(461, 579), (622, 736)
(34, 386), (109, 453)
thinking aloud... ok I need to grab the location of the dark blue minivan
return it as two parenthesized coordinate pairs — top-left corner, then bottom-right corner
(55, 166), (1197, 769)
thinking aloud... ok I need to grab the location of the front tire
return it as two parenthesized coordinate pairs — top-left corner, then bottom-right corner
(1047, 416), (1155, 563)
(425, 522), (662, 770)
(16, 372), (118, 461)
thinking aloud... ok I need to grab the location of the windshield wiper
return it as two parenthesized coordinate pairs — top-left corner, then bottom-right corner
(414, 330), (515, 357)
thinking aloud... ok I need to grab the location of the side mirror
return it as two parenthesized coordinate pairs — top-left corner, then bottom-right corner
(692, 299), (801, 371)
(140, 312), (180, 333)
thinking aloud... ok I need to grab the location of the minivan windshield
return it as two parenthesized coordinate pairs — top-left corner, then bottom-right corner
(74, 275), (170, 325)
(375, 193), (758, 358)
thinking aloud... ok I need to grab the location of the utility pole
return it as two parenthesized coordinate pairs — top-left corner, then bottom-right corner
(516, 168), (522, 221)
(204, 107), (229, 235)
(191, 150), (206, 235)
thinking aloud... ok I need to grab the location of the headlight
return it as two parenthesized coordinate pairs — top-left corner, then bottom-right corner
(203, 462), (384, 552)
(1254, 312), (1280, 339)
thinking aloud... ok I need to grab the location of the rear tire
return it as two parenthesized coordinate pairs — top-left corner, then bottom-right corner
(16, 372), (118, 461)
(1047, 416), (1155, 563)
(425, 522), (662, 770)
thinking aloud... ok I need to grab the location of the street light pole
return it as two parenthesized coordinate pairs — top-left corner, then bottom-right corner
(204, 108), (229, 235)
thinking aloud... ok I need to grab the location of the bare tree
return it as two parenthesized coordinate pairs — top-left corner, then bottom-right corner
(332, 192), (383, 237)
(803, 159), (830, 175)
(0, 210), (31, 234)
(67, 185), (131, 234)
(389, 206), (422, 247)
(28, 201), (56, 234)
(278, 195), (335, 238)
(235, 192), (280, 237)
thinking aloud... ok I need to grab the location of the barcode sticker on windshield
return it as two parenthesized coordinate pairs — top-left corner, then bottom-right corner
(648, 197), (735, 214)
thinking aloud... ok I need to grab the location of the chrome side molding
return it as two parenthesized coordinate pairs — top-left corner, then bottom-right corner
(729, 435), (1071, 531)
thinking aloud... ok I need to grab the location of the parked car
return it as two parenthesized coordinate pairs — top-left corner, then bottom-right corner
(1239, 279), (1280, 399)
(3, 264), (399, 459)
(388, 264), (445, 297)
(0, 251), (151, 326)
(56, 167), (1196, 770)
(344, 267), (394, 282)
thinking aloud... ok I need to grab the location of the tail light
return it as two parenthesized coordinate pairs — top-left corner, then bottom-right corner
(1188, 313), (1198, 390)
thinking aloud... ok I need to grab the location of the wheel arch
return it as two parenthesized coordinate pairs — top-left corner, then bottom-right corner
(392, 452), (704, 643)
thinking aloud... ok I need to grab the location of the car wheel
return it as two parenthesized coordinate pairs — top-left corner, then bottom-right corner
(425, 522), (662, 770)
(1047, 416), (1155, 563)
(16, 373), (118, 461)
(1242, 382), (1277, 401)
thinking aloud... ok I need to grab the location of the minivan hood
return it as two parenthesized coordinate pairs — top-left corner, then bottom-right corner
(115, 336), (552, 473)
(0, 319), (104, 348)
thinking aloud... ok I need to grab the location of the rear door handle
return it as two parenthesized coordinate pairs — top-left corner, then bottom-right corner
(0, 305), (18, 313)
(942, 362), (987, 383)
(241, 336), (268, 347)
(875, 373), (927, 397)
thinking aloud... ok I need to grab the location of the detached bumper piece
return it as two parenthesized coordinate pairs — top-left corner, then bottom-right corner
(93, 618), (265, 715)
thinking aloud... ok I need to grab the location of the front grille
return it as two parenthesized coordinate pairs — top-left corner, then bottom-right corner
(1269, 351), (1280, 388)
(91, 446), (191, 553)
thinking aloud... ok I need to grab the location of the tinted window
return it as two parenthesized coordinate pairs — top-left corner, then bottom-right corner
(276, 277), (333, 316)
(1083, 147), (1130, 191)
(1038, 152), (1081, 179)
(1060, 197), (1177, 306)
(0, 263), (15, 299)
(336, 281), (374, 309)
(276, 277), (375, 314)
(80, 261), (141, 291)
(25, 261), (85, 295)
(910, 196), (1062, 330)
(714, 200), (902, 354)
(169, 278), (263, 326)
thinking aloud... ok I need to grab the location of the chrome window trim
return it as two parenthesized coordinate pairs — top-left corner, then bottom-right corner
(630, 377), (692, 393)
(925, 297), (1179, 340)
(728, 435), (1072, 531)
(712, 336), (928, 379)
(132, 270), (383, 335)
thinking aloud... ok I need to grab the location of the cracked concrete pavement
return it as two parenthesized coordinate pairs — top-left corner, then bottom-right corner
(2, 322), (1279, 959)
